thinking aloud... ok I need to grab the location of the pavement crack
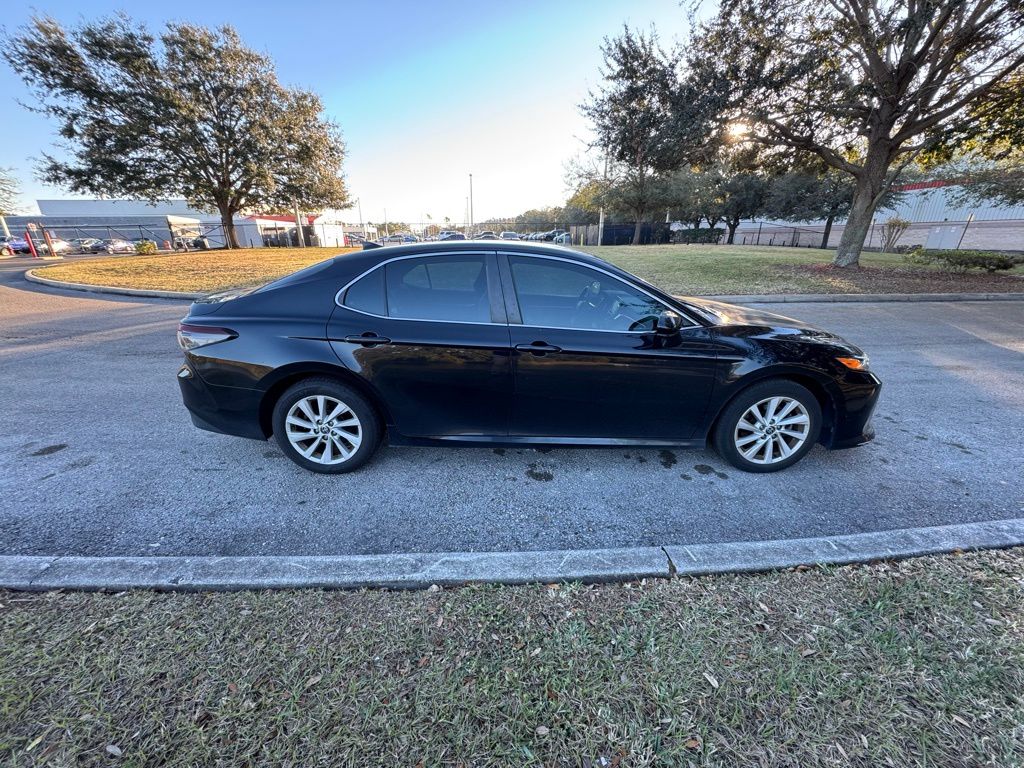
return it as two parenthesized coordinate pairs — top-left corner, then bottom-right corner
(28, 555), (65, 587)
(661, 546), (677, 578)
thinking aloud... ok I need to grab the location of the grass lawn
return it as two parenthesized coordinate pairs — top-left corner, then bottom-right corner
(33, 247), (357, 294)
(2, 549), (1022, 766)
(31, 243), (1024, 296)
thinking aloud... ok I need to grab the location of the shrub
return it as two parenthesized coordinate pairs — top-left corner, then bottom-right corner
(905, 248), (1018, 273)
(135, 239), (157, 255)
(879, 217), (911, 252)
(672, 227), (724, 245)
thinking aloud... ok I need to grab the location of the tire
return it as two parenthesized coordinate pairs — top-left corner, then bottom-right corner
(712, 379), (822, 473)
(271, 377), (382, 474)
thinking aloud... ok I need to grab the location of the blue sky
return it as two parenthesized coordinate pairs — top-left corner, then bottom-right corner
(1, 0), (693, 222)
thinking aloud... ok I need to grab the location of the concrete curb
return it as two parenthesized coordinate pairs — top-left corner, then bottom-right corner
(24, 269), (202, 300)
(2, 518), (1020, 591)
(23, 267), (1024, 305)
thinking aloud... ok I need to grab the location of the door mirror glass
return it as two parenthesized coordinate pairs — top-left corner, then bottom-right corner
(656, 310), (684, 334)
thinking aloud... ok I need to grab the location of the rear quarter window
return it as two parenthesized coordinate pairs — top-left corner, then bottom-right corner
(342, 268), (386, 315)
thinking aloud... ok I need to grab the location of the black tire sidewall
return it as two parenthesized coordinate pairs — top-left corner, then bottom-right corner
(713, 380), (822, 473)
(272, 378), (381, 474)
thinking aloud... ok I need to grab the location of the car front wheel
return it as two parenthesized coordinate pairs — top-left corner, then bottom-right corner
(272, 378), (382, 474)
(712, 380), (822, 473)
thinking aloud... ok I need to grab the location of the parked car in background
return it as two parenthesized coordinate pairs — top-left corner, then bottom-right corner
(500, 231), (520, 240)
(69, 237), (103, 253)
(176, 241), (880, 475)
(475, 231), (498, 240)
(553, 232), (572, 245)
(42, 238), (73, 255)
(438, 232), (466, 241)
(93, 238), (135, 254)
(540, 229), (567, 241)
(1, 236), (29, 254)
(381, 234), (406, 244)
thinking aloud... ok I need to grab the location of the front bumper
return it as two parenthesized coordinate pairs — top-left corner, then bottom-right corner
(828, 372), (881, 449)
(177, 364), (267, 440)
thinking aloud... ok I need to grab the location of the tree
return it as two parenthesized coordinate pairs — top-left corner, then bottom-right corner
(0, 169), (19, 215)
(719, 172), (767, 244)
(684, 0), (1024, 267)
(939, 74), (1024, 207)
(581, 27), (679, 244)
(764, 169), (855, 250)
(6, 15), (348, 249)
(663, 167), (721, 229)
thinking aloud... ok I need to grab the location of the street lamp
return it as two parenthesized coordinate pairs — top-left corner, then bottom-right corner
(468, 173), (474, 233)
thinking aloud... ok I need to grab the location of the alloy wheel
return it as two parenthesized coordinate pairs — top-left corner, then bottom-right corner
(733, 396), (810, 465)
(284, 395), (362, 465)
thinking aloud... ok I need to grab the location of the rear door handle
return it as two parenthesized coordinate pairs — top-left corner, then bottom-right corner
(342, 334), (391, 345)
(515, 342), (561, 354)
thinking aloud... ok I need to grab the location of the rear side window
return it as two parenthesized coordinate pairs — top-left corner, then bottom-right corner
(343, 267), (386, 315)
(384, 255), (490, 323)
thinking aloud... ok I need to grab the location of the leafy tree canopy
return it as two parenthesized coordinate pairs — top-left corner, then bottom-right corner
(6, 15), (348, 248)
(682, 0), (1024, 266)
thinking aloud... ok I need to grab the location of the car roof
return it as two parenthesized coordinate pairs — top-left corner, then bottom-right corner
(339, 239), (604, 266)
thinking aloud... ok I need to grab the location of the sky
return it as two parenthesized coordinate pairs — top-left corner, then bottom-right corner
(0, 0), (694, 223)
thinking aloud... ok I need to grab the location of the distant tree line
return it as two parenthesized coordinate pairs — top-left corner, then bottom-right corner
(575, 1), (1024, 266)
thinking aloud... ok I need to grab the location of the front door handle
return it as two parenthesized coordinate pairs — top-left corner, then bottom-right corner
(342, 334), (391, 345)
(515, 342), (561, 355)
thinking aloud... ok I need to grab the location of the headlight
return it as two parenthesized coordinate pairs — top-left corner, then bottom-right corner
(836, 356), (869, 371)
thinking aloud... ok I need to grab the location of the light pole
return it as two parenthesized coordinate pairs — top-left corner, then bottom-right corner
(468, 173), (474, 233)
(356, 198), (364, 238)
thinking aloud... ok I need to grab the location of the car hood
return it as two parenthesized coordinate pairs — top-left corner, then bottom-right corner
(681, 297), (842, 342)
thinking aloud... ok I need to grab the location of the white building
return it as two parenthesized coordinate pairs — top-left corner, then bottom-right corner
(734, 182), (1024, 251)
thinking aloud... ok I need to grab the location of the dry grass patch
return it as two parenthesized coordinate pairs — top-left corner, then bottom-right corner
(33, 247), (356, 293)
(2, 549), (1022, 766)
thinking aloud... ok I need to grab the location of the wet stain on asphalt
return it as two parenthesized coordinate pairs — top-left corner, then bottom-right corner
(534, 447), (553, 454)
(659, 450), (677, 469)
(636, 456), (648, 464)
(492, 448), (506, 456)
(945, 441), (972, 454)
(526, 463), (554, 482)
(694, 464), (729, 480)
(31, 443), (67, 457)
(680, 473), (692, 481)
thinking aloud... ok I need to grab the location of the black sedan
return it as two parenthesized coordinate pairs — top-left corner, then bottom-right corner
(177, 242), (880, 474)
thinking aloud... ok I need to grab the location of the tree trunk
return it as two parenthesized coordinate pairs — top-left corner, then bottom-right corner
(820, 214), (835, 250)
(631, 218), (643, 245)
(834, 151), (890, 267)
(727, 220), (738, 244)
(220, 206), (241, 249)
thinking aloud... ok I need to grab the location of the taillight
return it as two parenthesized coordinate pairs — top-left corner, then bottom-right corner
(177, 323), (236, 351)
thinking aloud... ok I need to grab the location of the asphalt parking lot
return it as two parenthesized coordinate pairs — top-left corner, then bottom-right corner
(1, 259), (1022, 558)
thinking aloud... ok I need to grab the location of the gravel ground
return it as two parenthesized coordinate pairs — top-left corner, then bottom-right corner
(1, 261), (1022, 558)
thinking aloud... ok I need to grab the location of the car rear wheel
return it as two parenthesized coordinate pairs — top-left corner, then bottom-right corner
(272, 378), (382, 474)
(712, 380), (821, 473)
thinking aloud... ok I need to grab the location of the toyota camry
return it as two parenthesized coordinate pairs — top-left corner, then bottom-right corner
(177, 242), (880, 473)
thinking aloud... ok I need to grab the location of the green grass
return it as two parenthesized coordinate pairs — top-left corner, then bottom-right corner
(2, 549), (1023, 766)
(31, 243), (1024, 296)
(584, 244), (1024, 296)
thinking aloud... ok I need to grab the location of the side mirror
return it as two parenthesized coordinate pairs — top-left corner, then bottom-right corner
(656, 310), (684, 334)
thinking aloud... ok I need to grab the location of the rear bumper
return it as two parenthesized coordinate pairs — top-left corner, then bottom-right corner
(177, 364), (267, 440)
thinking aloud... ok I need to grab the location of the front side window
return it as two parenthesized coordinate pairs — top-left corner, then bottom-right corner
(508, 256), (669, 332)
(384, 255), (490, 323)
